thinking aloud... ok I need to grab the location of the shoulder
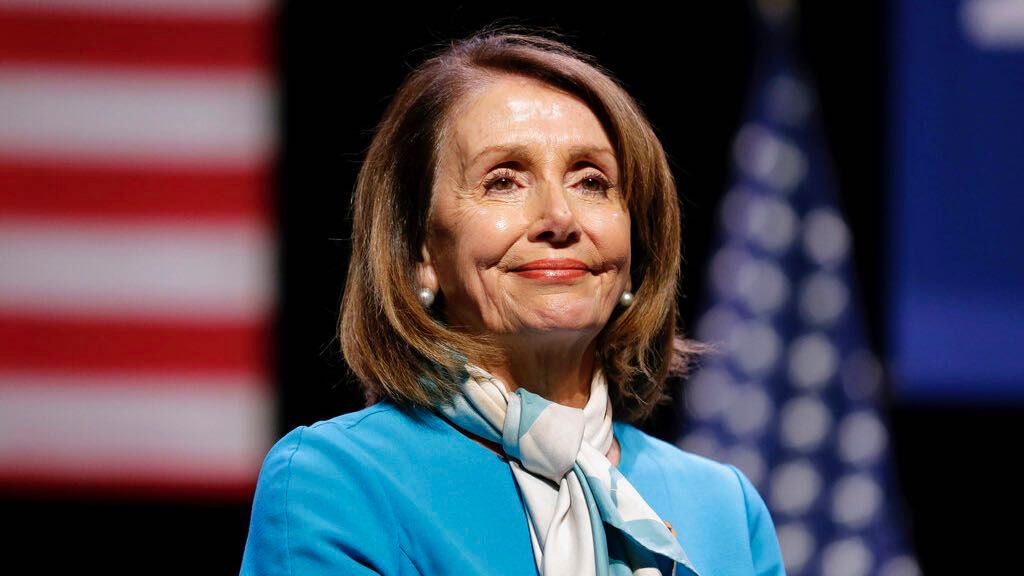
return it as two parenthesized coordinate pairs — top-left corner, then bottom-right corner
(264, 399), (432, 448)
(615, 420), (742, 491)
(251, 401), (413, 506)
(253, 400), (451, 503)
(241, 400), (434, 575)
(618, 420), (773, 519)
(614, 421), (787, 575)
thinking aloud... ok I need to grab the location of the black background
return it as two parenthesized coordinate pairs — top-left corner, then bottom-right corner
(5, 3), (1019, 574)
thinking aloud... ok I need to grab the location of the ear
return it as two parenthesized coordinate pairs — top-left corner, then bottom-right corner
(415, 242), (439, 293)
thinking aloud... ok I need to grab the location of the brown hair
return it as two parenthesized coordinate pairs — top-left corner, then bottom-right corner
(339, 22), (709, 425)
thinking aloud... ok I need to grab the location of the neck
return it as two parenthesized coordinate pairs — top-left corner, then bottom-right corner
(486, 333), (597, 409)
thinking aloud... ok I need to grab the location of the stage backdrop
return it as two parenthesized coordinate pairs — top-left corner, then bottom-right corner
(888, 0), (1024, 402)
(0, 0), (278, 499)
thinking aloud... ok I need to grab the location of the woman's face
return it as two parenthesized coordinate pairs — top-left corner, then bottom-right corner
(417, 75), (631, 345)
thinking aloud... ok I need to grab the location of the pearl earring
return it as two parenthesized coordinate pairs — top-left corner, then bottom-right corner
(619, 290), (634, 307)
(417, 286), (435, 307)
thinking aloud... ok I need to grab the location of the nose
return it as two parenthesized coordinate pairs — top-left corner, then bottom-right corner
(527, 181), (581, 245)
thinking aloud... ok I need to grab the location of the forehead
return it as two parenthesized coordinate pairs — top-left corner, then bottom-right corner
(447, 75), (614, 166)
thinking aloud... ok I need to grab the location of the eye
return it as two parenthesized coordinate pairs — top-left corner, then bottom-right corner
(578, 172), (615, 196)
(482, 168), (519, 194)
(482, 168), (616, 196)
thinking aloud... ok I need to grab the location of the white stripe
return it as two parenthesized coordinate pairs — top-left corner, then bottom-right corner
(0, 217), (276, 321)
(0, 65), (275, 168)
(0, 0), (270, 19)
(962, 0), (1024, 49)
(0, 372), (274, 480)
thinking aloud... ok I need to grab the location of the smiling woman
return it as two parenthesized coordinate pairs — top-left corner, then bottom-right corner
(416, 73), (633, 408)
(239, 22), (787, 576)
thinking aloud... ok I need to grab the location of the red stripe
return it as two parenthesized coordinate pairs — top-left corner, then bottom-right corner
(0, 6), (272, 70)
(0, 313), (273, 375)
(0, 469), (259, 501)
(0, 159), (273, 221)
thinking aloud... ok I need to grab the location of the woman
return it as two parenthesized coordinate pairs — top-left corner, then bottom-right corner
(240, 25), (786, 576)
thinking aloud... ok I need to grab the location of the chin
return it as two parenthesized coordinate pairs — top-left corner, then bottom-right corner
(502, 295), (613, 333)
(519, 311), (606, 335)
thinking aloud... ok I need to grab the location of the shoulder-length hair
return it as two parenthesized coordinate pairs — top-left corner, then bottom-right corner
(339, 23), (708, 425)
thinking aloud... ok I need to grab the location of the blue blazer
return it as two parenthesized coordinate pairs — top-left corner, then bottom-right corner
(240, 399), (787, 575)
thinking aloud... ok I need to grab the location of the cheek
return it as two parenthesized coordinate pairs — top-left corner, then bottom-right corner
(453, 207), (520, 263)
(491, 210), (512, 233)
(586, 209), (631, 262)
(610, 210), (631, 251)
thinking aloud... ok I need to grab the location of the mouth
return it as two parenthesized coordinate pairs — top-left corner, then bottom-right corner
(510, 258), (591, 281)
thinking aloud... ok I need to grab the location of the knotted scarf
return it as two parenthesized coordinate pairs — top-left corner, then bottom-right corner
(437, 362), (701, 576)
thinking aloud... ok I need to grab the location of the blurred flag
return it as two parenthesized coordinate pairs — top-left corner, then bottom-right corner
(0, 0), (277, 498)
(675, 6), (921, 576)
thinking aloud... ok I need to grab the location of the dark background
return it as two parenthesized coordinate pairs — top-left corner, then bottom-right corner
(6, 3), (1017, 573)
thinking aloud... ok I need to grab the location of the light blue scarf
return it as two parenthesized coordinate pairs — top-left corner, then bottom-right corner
(437, 362), (701, 576)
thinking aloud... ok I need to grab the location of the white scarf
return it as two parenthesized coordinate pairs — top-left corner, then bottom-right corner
(437, 362), (700, 576)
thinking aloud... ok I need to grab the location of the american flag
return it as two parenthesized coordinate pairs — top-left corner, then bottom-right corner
(0, 0), (277, 499)
(674, 13), (922, 576)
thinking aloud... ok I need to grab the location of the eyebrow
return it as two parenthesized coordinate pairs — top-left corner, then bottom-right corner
(468, 143), (616, 169)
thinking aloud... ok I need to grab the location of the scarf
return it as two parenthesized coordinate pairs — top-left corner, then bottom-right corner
(437, 362), (701, 576)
